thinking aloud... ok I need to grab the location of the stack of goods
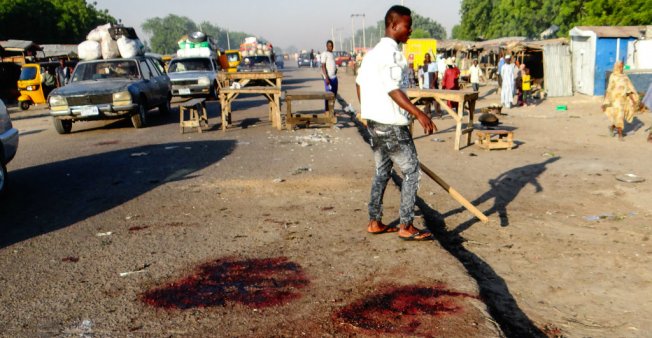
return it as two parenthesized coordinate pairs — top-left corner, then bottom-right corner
(177, 32), (217, 58)
(78, 23), (144, 60)
(239, 37), (272, 57)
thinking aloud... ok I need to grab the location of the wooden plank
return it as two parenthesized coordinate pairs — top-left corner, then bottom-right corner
(221, 86), (281, 95)
(179, 97), (206, 108)
(286, 91), (335, 100)
(419, 162), (489, 223)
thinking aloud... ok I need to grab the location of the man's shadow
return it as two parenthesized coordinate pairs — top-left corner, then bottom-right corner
(442, 157), (560, 231)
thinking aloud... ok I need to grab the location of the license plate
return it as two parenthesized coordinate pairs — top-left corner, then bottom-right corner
(80, 106), (99, 116)
(179, 88), (191, 95)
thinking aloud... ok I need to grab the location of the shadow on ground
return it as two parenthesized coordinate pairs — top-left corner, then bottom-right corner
(0, 140), (236, 248)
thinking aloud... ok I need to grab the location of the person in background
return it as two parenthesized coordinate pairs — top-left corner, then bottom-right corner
(442, 57), (460, 109)
(602, 61), (640, 141)
(497, 53), (505, 89)
(41, 66), (56, 96)
(521, 67), (532, 106)
(55, 59), (70, 87)
(320, 40), (338, 112)
(469, 59), (484, 92)
(309, 49), (315, 68)
(418, 53), (437, 116)
(642, 82), (652, 143)
(515, 63), (525, 106)
(499, 55), (516, 108)
(356, 4), (435, 241)
(405, 61), (417, 88)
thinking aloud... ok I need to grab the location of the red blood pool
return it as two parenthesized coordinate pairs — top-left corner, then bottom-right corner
(128, 226), (149, 232)
(333, 285), (478, 335)
(141, 257), (309, 309)
(61, 257), (79, 263)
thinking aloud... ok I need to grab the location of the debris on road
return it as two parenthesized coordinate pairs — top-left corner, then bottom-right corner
(119, 263), (151, 277)
(96, 231), (113, 237)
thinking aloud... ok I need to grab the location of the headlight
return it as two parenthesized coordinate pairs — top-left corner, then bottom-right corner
(197, 77), (211, 86)
(26, 85), (40, 91)
(49, 95), (67, 107)
(112, 91), (132, 106)
(49, 95), (69, 111)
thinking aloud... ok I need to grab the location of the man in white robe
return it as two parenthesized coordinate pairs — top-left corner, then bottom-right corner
(500, 55), (516, 108)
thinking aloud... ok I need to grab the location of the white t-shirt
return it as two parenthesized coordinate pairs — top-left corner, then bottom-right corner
(356, 37), (409, 125)
(320, 51), (337, 78)
(469, 65), (483, 83)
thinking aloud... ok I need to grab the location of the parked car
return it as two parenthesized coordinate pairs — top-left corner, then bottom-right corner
(275, 54), (285, 69)
(237, 55), (276, 73)
(167, 56), (220, 100)
(48, 56), (172, 134)
(333, 51), (352, 67)
(297, 53), (315, 68)
(0, 99), (19, 195)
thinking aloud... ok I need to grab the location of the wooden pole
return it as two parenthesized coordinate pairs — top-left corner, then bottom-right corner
(419, 162), (489, 223)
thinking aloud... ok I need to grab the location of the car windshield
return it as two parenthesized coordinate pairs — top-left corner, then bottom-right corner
(242, 56), (271, 66)
(19, 67), (37, 80)
(300, 53), (310, 59)
(71, 60), (139, 82)
(226, 53), (240, 62)
(168, 58), (212, 72)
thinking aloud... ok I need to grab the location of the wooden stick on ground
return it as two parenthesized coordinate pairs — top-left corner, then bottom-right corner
(419, 162), (489, 223)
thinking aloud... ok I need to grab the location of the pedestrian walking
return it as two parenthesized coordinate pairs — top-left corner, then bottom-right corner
(320, 40), (338, 112)
(356, 4), (436, 241)
(309, 49), (315, 68)
(55, 59), (70, 87)
(521, 67), (532, 106)
(469, 59), (484, 92)
(442, 57), (460, 110)
(602, 61), (640, 140)
(499, 55), (517, 108)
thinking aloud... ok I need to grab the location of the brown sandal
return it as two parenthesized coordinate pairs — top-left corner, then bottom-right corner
(367, 221), (399, 234)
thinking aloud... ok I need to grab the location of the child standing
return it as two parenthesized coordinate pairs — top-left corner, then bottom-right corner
(522, 68), (532, 106)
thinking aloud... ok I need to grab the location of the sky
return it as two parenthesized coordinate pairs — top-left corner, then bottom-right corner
(93, 0), (461, 51)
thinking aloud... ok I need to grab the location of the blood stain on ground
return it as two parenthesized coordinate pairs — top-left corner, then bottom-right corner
(141, 257), (309, 310)
(333, 284), (478, 336)
(128, 226), (149, 232)
(61, 257), (79, 263)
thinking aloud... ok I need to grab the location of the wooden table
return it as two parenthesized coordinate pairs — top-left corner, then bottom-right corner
(406, 89), (479, 150)
(178, 98), (208, 134)
(217, 71), (283, 131)
(284, 91), (336, 129)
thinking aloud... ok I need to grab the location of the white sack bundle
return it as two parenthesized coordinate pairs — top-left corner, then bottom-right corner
(117, 36), (144, 58)
(101, 36), (120, 59)
(87, 23), (112, 42)
(78, 40), (101, 60)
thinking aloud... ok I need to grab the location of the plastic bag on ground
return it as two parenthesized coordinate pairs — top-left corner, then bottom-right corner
(78, 40), (101, 60)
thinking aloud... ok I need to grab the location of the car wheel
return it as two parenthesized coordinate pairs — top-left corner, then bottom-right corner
(210, 83), (219, 101)
(131, 103), (147, 128)
(159, 95), (172, 115)
(53, 118), (72, 134)
(0, 162), (6, 196)
(19, 101), (31, 111)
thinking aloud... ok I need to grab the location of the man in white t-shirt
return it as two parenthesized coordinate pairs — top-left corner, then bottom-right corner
(320, 40), (338, 112)
(469, 59), (484, 92)
(356, 5), (436, 241)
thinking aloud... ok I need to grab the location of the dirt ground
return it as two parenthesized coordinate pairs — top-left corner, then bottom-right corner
(1, 66), (651, 337)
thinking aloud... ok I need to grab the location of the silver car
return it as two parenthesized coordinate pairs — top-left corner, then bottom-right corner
(0, 99), (19, 195)
(167, 57), (220, 100)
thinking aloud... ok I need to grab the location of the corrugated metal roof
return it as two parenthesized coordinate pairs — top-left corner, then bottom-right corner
(0, 39), (41, 51)
(40, 44), (78, 58)
(573, 26), (645, 38)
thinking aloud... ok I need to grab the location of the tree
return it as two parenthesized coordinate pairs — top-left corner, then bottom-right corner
(0, 0), (117, 43)
(457, 0), (652, 40)
(411, 28), (431, 39)
(142, 16), (258, 53)
(142, 15), (197, 54)
(412, 13), (447, 39)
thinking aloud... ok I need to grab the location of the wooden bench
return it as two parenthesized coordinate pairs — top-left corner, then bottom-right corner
(179, 98), (208, 133)
(475, 129), (514, 150)
(284, 91), (336, 129)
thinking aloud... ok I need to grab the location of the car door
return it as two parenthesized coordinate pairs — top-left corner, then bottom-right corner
(146, 58), (170, 103)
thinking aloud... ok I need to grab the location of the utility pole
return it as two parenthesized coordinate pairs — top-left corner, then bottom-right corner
(226, 30), (231, 50)
(362, 14), (366, 50)
(350, 15), (355, 53)
(351, 14), (365, 52)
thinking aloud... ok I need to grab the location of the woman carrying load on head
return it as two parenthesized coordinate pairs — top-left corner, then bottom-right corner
(602, 61), (641, 141)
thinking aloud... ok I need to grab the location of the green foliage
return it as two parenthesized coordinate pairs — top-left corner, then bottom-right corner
(0, 0), (116, 43)
(411, 28), (431, 39)
(142, 15), (256, 54)
(457, 0), (652, 40)
(412, 13), (447, 39)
